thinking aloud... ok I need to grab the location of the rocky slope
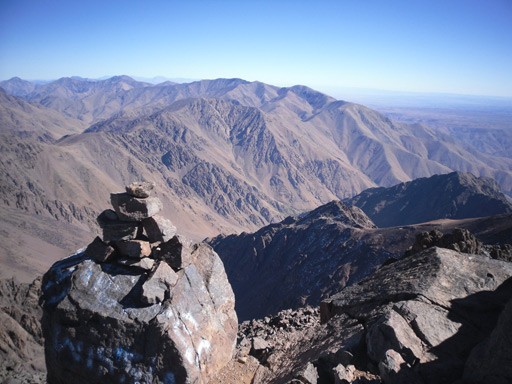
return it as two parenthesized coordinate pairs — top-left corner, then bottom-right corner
(211, 246), (512, 384)
(346, 171), (512, 227)
(0, 278), (45, 383)
(209, 198), (512, 321)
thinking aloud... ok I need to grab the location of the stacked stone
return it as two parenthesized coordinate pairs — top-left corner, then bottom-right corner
(83, 181), (181, 304)
(41, 181), (238, 384)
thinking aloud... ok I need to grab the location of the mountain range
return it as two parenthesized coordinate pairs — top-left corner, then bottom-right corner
(2, 75), (512, 384)
(1, 75), (512, 281)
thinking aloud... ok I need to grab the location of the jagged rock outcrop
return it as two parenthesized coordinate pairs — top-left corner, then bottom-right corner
(210, 199), (512, 322)
(406, 228), (512, 263)
(346, 172), (512, 227)
(40, 183), (237, 384)
(406, 228), (483, 256)
(209, 201), (380, 320)
(320, 247), (512, 384)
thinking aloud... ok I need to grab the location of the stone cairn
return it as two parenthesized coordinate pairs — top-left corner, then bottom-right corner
(86, 181), (180, 301)
(41, 182), (237, 384)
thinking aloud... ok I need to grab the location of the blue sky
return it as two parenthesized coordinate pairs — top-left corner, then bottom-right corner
(1, 0), (511, 97)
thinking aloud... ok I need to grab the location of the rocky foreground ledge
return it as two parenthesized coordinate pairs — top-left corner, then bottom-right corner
(212, 245), (512, 384)
(39, 182), (237, 384)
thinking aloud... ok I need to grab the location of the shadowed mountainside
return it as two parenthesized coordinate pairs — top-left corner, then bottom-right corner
(345, 171), (512, 227)
(209, 197), (512, 321)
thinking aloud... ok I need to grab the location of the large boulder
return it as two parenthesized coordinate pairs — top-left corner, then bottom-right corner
(320, 247), (512, 384)
(40, 240), (237, 384)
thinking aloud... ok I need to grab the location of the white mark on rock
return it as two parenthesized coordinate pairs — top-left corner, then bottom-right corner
(197, 338), (210, 357)
(181, 312), (198, 330)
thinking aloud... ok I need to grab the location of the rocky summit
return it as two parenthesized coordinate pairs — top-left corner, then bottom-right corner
(213, 246), (512, 384)
(39, 183), (237, 384)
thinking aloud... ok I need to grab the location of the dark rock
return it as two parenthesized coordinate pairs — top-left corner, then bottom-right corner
(407, 229), (443, 254)
(153, 236), (185, 269)
(141, 261), (178, 305)
(463, 296), (512, 383)
(487, 243), (512, 262)
(439, 228), (483, 254)
(114, 239), (151, 259)
(335, 350), (354, 367)
(142, 215), (177, 243)
(125, 181), (155, 198)
(83, 236), (115, 262)
(97, 209), (140, 242)
(40, 241), (237, 384)
(110, 193), (162, 221)
(407, 228), (483, 256)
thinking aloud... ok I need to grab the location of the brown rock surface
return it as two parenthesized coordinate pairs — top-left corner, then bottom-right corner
(0, 277), (46, 383)
(125, 181), (155, 198)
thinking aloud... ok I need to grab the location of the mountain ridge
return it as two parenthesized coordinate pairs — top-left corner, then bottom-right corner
(210, 195), (512, 320)
(346, 171), (512, 227)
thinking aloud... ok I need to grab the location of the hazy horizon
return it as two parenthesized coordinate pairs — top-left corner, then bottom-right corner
(1, 0), (511, 98)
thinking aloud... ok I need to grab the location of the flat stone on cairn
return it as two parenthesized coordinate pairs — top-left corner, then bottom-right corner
(97, 209), (140, 242)
(143, 215), (177, 243)
(111, 192), (163, 222)
(126, 181), (155, 198)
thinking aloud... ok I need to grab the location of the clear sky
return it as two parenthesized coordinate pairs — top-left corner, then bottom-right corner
(1, 0), (511, 97)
